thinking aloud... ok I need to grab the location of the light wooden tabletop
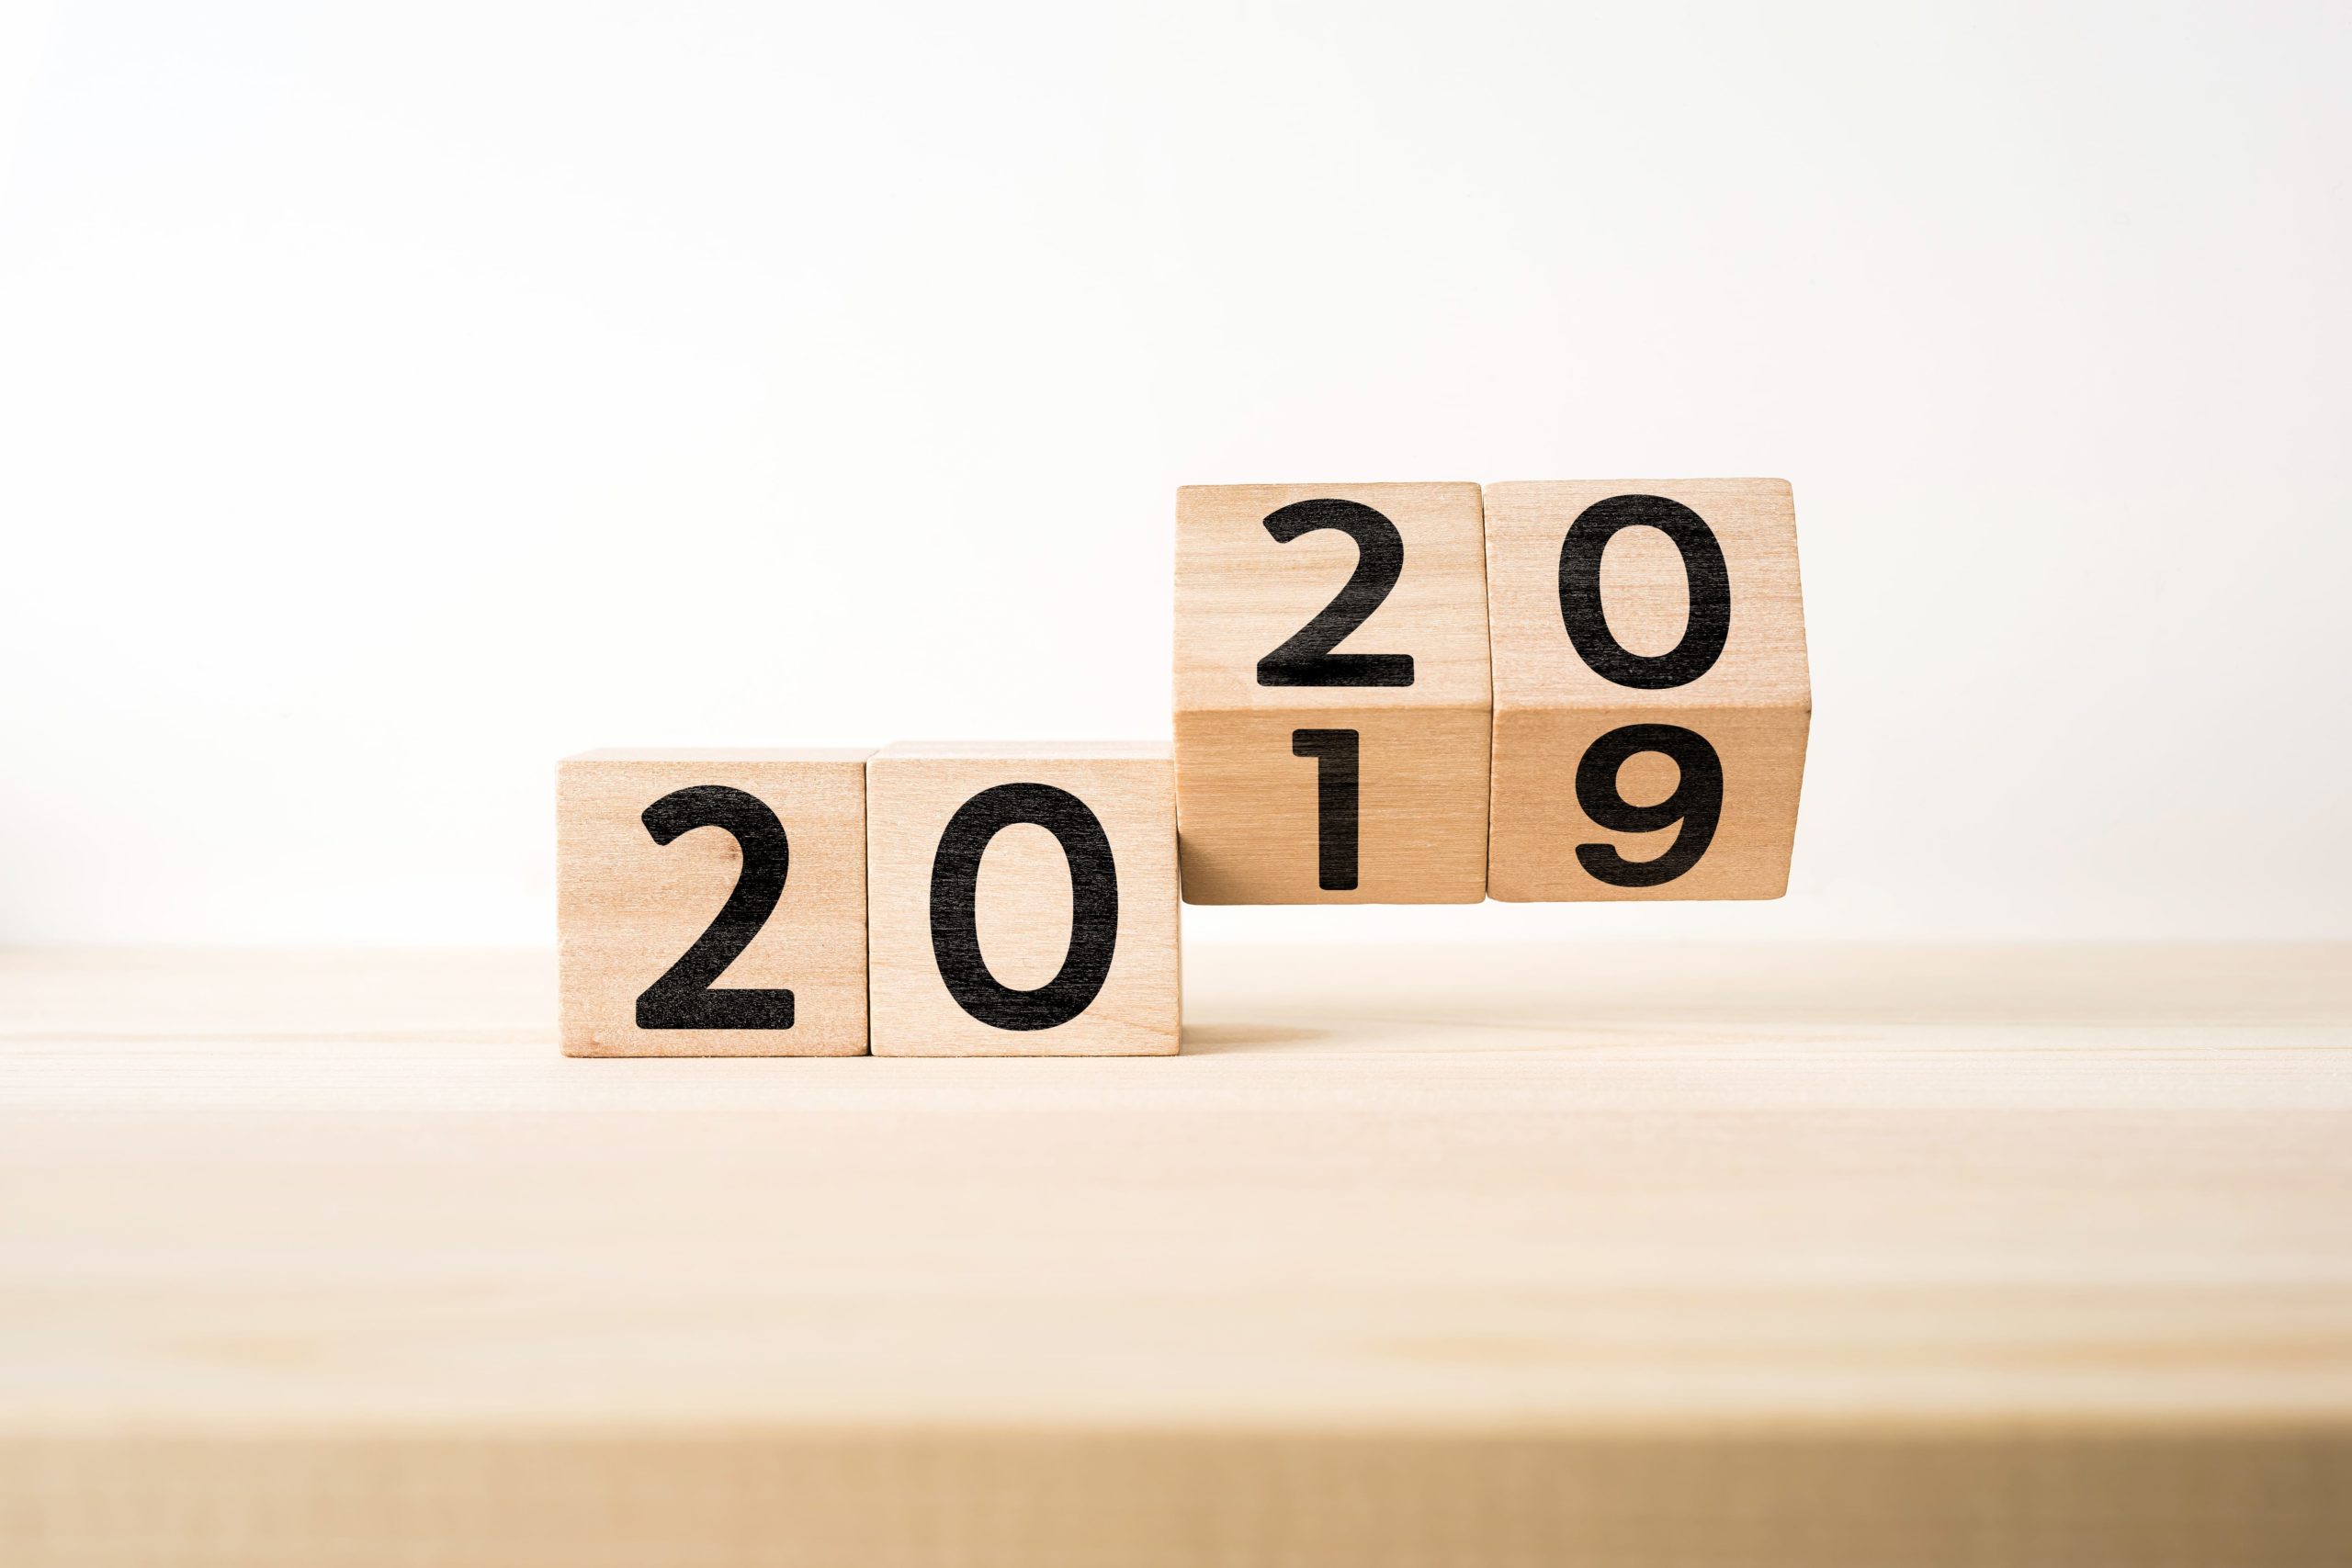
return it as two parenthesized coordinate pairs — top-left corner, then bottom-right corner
(4, 943), (2348, 1566)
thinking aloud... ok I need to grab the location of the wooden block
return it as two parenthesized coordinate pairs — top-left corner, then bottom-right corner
(558, 748), (873, 1055)
(1484, 479), (1810, 900)
(865, 741), (1181, 1056)
(1173, 482), (1490, 904)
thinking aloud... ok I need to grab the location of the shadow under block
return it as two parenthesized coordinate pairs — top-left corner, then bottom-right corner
(1173, 482), (1491, 904)
(865, 741), (1181, 1056)
(1484, 479), (1810, 901)
(557, 748), (873, 1056)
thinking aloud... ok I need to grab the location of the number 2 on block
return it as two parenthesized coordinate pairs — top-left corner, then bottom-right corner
(634, 784), (797, 1029)
(1256, 500), (1415, 688)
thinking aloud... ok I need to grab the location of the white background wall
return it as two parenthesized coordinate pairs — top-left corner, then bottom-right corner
(1, 0), (2346, 946)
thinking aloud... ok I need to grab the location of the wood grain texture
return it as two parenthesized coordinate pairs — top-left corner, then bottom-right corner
(557, 749), (873, 1055)
(4, 943), (2349, 1564)
(1173, 483), (1489, 904)
(865, 741), (1180, 1056)
(1484, 479), (1810, 900)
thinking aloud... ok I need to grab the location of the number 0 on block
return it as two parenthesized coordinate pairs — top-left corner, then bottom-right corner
(865, 741), (1181, 1056)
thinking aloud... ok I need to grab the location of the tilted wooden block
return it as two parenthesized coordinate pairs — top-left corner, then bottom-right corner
(1484, 479), (1810, 900)
(866, 742), (1181, 1056)
(558, 749), (873, 1055)
(1173, 482), (1490, 904)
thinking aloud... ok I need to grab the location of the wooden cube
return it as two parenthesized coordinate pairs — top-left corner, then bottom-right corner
(1173, 482), (1490, 904)
(558, 749), (873, 1055)
(865, 742), (1180, 1056)
(1484, 479), (1811, 901)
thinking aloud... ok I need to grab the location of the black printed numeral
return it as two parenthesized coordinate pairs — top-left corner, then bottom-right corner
(930, 783), (1119, 1032)
(635, 785), (796, 1029)
(1292, 728), (1360, 891)
(1558, 494), (1731, 690)
(1575, 725), (1723, 887)
(1256, 499), (1415, 688)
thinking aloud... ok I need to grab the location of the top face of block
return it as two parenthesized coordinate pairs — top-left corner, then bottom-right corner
(1175, 482), (1491, 714)
(875, 740), (1174, 761)
(566, 747), (878, 763)
(1484, 479), (1809, 712)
